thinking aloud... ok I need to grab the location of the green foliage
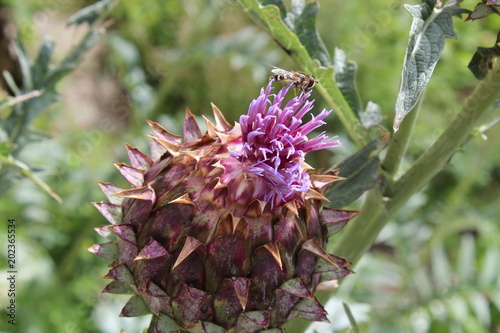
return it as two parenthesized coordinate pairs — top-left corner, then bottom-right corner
(238, 0), (369, 146)
(393, 0), (470, 131)
(0, 0), (114, 201)
(326, 139), (383, 209)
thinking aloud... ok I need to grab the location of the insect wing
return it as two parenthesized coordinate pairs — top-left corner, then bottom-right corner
(271, 67), (292, 77)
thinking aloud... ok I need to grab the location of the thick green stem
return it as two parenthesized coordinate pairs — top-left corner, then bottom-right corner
(332, 183), (388, 264)
(387, 59), (500, 211)
(289, 59), (500, 333)
(382, 97), (423, 178)
(333, 58), (500, 267)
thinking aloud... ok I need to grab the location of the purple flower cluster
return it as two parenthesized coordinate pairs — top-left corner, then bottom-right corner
(233, 81), (341, 206)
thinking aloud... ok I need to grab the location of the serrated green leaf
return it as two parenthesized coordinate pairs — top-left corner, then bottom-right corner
(326, 139), (382, 208)
(394, 0), (470, 132)
(236, 0), (368, 146)
(240, 1), (312, 66)
(284, 0), (330, 66)
(67, 0), (115, 26)
(238, 0), (323, 66)
(33, 37), (55, 81)
(333, 48), (363, 116)
(466, 1), (500, 21)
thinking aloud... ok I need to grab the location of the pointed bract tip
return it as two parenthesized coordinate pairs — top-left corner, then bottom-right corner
(147, 120), (181, 145)
(211, 102), (233, 132)
(149, 136), (181, 157)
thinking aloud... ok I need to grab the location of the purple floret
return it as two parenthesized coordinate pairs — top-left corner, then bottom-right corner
(233, 81), (341, 206)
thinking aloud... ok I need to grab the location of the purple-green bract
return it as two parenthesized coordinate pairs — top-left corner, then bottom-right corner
(90, 80), (359, 332)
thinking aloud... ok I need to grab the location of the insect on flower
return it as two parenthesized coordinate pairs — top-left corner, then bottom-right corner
(270, 66), (318, 91)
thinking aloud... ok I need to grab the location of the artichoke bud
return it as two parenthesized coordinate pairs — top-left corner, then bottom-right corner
(90, 81), (360, 332)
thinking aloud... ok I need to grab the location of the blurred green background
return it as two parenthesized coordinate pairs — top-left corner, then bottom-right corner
(0, 0), (499, 332)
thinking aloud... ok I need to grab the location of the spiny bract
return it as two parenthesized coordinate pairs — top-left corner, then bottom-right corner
(90, 81), (360, 332)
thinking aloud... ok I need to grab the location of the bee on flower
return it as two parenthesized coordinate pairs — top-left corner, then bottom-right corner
(270, 66), (318, 91)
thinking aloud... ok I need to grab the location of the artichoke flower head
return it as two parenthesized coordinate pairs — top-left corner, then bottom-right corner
(90, 79), (360, 332)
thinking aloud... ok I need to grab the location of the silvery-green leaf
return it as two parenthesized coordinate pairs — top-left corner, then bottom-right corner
(2, 70), (21, 96)
(393, 0), (470, 132)
(15, 36), (33, 91)
(333, 48), (363, 116)
(67, 0), (115, 26)
(284, 0), (331, 66)
(33, 37), (54, 81)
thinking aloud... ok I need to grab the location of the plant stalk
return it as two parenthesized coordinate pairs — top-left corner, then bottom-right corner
(382, 96), (423, 178)
(288, 59), (500, 333)
(333, 58), (500, 267)
(387, 59), (500, 211)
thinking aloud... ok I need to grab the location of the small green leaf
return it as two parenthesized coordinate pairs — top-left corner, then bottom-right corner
(326, 139), (383, 208)
(67, 0), (115, 26)
(360, 101), (383, 129)
(333, 48), (363, 116)
(284, 0), (331, 66)
(15, 36), (33, 91)
(241, 1), (312, 66)
(2, 70), (21, 96)
(394, 0), (470, 132)
(467, 45), (500, 80)
(33, 37), (55, 81)
(466, 0), (500, 21)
